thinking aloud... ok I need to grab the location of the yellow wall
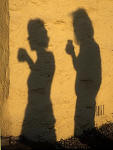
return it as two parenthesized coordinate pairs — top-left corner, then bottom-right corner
(2, 0), (113, 142)
(0, 0), (10, 136)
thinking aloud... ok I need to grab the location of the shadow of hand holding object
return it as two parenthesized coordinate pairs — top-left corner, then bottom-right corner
(18, 48), (27, 62)
(18, 19), (56, 142)
(65, 40), (77, 70)
(66, 9), (102, 136)
(18, 48), (34, 70)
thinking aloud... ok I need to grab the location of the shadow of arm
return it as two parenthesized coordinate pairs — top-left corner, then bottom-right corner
(65, 40), (77, 70)
(18, 48), (34, 70)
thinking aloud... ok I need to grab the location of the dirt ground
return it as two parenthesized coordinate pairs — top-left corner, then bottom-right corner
(2, 122), (113, 150)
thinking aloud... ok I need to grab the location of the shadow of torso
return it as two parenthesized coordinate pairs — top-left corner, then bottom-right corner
(75, 39), (101, 135)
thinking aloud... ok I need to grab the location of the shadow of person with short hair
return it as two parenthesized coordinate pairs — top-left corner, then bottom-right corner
(18, 19), (56, 143)
(65, 8), (102, 136)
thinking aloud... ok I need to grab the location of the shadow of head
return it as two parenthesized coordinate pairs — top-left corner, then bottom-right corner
(72, 9), (94, 44)
(27, 19), (49, 50)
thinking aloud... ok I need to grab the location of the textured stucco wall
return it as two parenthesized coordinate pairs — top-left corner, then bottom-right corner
(3, 0), (113, 142)
(0, 0), (10, 135)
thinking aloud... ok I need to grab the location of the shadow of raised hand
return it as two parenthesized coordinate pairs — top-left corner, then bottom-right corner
(65, 40), (75, 55)
(18, 48), (28, 62)
(18, 48), (34, 69)
(65, 40), (77, 70)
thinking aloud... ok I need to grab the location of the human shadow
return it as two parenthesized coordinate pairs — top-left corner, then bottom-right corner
(18, 19), (56, 142)
(65, 9), (102, 136)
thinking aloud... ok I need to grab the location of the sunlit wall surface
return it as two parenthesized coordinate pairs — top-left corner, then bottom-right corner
(1, 0), (113, 142)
